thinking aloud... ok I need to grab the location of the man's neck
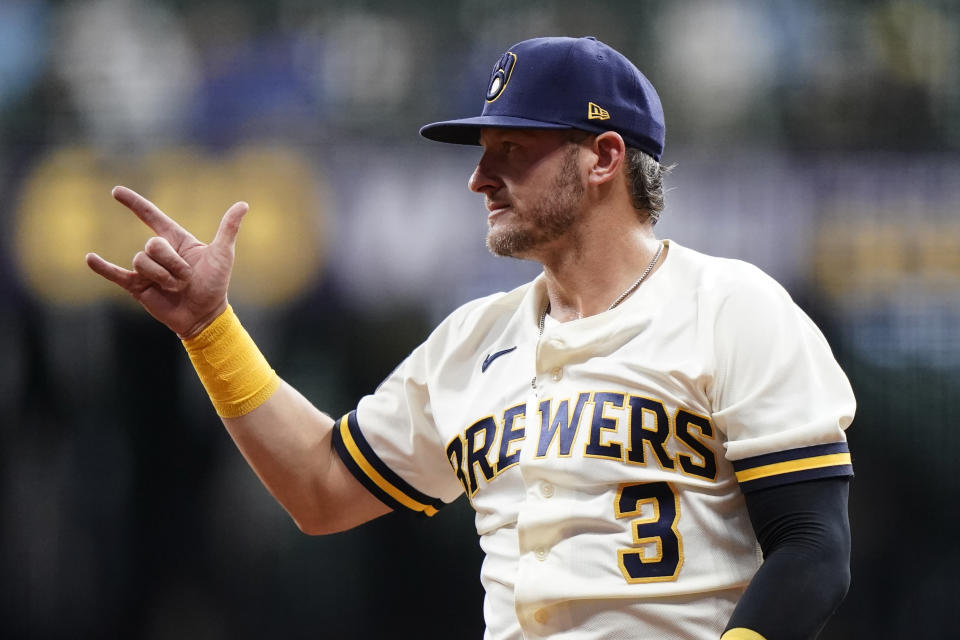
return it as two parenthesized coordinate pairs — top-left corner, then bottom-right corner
(538, 224), (663, 322)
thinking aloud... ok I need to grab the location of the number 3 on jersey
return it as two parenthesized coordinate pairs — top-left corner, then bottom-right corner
(615, 482), (683, 583)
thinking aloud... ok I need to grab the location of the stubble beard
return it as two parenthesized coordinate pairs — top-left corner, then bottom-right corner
(486, 145), (585, 258)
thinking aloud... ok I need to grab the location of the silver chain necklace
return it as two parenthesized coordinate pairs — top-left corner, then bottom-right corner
(532, 241), (664, 389)
(537, 240), (664, 334)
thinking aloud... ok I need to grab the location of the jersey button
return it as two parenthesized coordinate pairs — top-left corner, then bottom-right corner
(535, 548), (548, 561)
(534, 609), (550, 624)
(551, 367), (563, 381)
(540, 483), (555, 498)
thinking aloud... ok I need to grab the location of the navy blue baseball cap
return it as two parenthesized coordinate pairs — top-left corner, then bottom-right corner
(420, 36), (665, 161)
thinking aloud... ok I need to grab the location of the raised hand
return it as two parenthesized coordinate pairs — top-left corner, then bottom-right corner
(86, 186), (249, 338)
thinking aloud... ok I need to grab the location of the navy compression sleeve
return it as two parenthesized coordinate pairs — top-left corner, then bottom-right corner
(724, 477), (852, 640)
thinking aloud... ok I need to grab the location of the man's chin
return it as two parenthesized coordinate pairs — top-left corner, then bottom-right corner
(486, 230), (530, 258)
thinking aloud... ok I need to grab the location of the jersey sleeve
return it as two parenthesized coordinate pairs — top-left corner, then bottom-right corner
(707, 265), (856, 494)
(331, 319), (468, 517)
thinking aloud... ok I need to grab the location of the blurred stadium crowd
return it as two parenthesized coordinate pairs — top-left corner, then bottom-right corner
(1, 1), (958, 638)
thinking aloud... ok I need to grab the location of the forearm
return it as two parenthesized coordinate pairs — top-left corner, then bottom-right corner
(86, 189), (391, 533)
(725, 543), (850, 639)
(724, 478), (852, 640)
(222, 381), (341, 531)
(186, 307), (390, 534)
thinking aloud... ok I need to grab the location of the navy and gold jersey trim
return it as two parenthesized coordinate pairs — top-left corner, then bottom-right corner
(732, 442), (853, 493)
(331, 411), (445, 517)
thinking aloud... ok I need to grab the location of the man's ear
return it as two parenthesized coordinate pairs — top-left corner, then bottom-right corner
(586, 131), (627, 186)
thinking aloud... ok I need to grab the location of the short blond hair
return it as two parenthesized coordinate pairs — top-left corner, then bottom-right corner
(625, 148), (672, 225)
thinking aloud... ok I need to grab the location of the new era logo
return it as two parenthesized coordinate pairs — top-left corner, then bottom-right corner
(588, 102), (610, 120)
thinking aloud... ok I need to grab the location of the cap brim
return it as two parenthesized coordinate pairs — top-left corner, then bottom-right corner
(419, 115), (572, 145)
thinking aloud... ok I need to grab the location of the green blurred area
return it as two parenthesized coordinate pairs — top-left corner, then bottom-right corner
(1, 1), (958, 638)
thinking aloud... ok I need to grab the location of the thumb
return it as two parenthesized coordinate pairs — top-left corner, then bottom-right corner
(212, 201), (250, 250)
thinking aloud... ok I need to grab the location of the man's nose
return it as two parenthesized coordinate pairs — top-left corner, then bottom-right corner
(468, 154), (499, 193)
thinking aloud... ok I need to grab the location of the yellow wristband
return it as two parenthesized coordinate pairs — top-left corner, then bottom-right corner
(720, 629), (767, 640)
(182, 305), (281, 418)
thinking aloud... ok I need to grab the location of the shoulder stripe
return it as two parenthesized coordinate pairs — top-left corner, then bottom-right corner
(732, 442), (849, 471)
(733, 442), (853, 493)
(735, 453), (851, 483)
(331, 412), (443, 517)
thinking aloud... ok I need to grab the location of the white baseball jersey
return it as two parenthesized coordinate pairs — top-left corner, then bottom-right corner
(332, 240), (856, 640)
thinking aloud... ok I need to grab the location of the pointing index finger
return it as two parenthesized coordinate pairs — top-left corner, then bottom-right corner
(112, 186), (194, 245)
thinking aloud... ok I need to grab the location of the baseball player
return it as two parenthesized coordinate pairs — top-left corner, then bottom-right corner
(86, 37), (855, 640)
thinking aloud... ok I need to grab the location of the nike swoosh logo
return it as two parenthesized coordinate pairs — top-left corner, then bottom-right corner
(482, 346), (517, 372)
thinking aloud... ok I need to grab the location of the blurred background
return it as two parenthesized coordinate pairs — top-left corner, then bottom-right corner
(1, 0), (958, 638)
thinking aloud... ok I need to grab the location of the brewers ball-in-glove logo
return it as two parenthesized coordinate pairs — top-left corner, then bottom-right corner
(486, 51), (517, 102)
